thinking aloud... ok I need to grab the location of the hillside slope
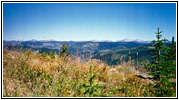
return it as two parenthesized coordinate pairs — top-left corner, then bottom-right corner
(3, 48), (161, 97)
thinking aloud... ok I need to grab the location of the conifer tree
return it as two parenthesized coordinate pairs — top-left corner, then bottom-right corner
(167, 37), (176, 61)
(144, 28), (176, 96)
(162, 37), (176, 79)
(60, 44), (70, 57)
(149, 27), (167, 80)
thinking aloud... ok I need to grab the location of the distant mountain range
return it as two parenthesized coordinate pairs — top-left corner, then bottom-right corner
(3, 39), (152, 51)
(119, 39), (151, 43)
(4, 38), (151, 43)
(3, 39), (155, 65)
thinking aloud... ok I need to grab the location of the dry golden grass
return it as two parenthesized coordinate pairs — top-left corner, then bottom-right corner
(3, 49), (164, 97)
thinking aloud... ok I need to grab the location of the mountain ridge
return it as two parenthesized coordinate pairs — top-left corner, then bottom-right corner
(3, 39), (152, 43)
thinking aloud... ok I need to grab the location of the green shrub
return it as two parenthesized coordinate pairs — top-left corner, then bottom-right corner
(60, 44), (70, 57)
(77, 65), (109, 97)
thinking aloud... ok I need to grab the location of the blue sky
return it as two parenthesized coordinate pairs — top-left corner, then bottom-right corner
(3, 3), (176, 41)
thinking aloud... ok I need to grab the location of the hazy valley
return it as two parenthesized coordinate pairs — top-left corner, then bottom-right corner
(4, 39), (154, 66)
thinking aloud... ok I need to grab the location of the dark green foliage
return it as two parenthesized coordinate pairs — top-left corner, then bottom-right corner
(94, 47), (153, 66)
(163, 36), (176, 78)
(60, 44), (70, 57)
(144, 28), (176, 97)
(41, 51), (55, 59)
(151, 28), (167, 68)
(42, 52), (48, 58)
(77, 65), (108, 97)
(38, 48), (59, 54)
(165, 37), (176, 61)
(48, 51), (55, 59)
(145, 28), (168, 80)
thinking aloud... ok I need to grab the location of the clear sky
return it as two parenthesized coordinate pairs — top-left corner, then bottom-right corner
(3, 3), (176, 41)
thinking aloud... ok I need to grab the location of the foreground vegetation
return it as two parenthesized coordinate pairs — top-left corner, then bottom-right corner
(3, 48), (153, 97)
(3, 28), (176, 97)
(3, 49), (175, 97)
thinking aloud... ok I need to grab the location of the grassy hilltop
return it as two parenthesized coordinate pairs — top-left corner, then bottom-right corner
(3, 48), (175, 97)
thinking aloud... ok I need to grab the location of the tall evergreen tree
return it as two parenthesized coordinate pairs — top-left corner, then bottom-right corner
(163, 37), (176, 78)
(167, 37), (176, 61)
(144, 28), (176, 96)
(149, 27), (167, 80)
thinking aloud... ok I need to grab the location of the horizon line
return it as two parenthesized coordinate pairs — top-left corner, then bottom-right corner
(3, 38), (153, 42)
